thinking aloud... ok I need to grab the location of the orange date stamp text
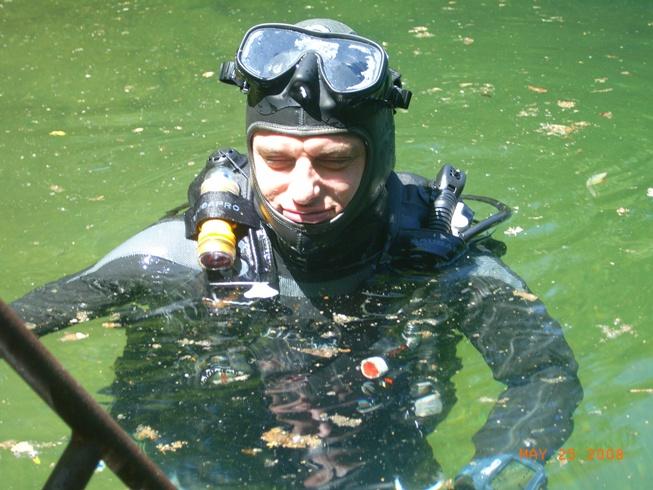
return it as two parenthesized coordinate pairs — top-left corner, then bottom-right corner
(518, 447), (624, 462)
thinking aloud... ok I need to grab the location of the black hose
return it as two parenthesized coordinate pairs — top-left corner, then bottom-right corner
(458, 194), (512, 242)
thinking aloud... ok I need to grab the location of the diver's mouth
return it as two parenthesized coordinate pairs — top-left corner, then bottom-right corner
(280, 207), (337, 224)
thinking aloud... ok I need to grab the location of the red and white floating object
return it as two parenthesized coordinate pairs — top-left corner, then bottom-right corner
(360, 356), (389, 379)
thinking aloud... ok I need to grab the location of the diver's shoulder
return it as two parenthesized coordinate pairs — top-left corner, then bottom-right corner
(85, 217), (200, 274)
(444, 239), (527, 290)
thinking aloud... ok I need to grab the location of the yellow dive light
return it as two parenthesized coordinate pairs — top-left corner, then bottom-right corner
(196, 168), (240, 271)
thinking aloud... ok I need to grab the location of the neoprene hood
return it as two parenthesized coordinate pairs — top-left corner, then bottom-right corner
(220, 19), (411, 274)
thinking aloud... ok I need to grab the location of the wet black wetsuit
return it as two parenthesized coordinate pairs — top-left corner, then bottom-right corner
(11, 165), (582, 489)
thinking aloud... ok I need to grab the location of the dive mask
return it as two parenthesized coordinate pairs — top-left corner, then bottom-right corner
(220, 24), (411, 112)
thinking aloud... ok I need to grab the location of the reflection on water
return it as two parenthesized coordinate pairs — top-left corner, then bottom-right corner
(93, 241), (581, 489)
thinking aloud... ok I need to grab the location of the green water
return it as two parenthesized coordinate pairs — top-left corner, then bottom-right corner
(1, 0), (651, 488)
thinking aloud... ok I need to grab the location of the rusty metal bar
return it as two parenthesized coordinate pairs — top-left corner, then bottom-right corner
(0, 299), (175, 489)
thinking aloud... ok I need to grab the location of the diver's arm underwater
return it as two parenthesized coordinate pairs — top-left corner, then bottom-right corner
(447, 250), (583, 487)
(10, 218), (205, 337)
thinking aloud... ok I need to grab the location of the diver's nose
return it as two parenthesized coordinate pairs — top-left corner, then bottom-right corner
(287, 156), (320, 205)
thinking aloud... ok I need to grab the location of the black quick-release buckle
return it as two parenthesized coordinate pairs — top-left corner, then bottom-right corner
(387, 70), (411, 109)
(388, 85), (412, 109)
(219, 61), (248, 91)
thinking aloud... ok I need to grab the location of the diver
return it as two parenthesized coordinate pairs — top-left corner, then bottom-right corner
(10, 19), (582, 489)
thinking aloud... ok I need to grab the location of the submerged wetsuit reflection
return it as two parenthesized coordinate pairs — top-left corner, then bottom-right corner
(58, 242), (579, 489)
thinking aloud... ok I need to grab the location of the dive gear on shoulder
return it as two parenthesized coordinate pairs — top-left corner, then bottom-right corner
(390, 164), (512, 269)
(196, 168), (240, 270)
(184, 149), (260, 270)
(428, 164), (466, 235)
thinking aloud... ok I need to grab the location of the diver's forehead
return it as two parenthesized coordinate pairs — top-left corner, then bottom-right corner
(252, 132), (365, 155)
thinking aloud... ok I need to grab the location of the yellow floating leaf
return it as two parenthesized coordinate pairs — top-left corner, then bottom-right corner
(513, 290), (539, 302)
(261, 427), (321, 449)
(241, 448), (263, 456)
(49, 130), (66, 136)
(504, 226), (524, 237)
(528, 85), (548, 94)
(585, 171), (607, 197)
(329, 414), (362, 428)
(156, 440), (188, 453)
(60, 332), (89, 342)
(538, 123), (574, 136)
(135, 425), (160, 441)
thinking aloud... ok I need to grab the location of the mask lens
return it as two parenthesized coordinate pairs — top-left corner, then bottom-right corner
(238, 26), (385, 93)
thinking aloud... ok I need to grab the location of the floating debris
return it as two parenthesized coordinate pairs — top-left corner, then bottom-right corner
(540, 15), (564, 23)
(409, 26), (434, 38)
(201, 71), (215, 78)
(585, 171), (608, 197)
(134, 425), (160, 441)
(156, 440), (188, 453)
(49, 130), (66, 136)
(8, 441), (38, 459)
(527, 85), (548, 94)
(517, 105), (539, 117)
(132, 127), (144, 133)
(261, 427), (321, 449)
(504, 226), (524, 237)
(49, 184), (64, 193)
(68, 310), (90, 324)
(296, 346), (351, 358)
(479, 83), (494, 97)
(178, 338), (212, 348)
(557, 100), (576, 109)
(597, 318), (636, 341)
(328, 414), (362, 428)
(241, 448), (263, 456)
(629, 388), (653, 394)
(462, 36), (474, 45)
(647, 188), (653, 197)
(537, 121), (589, 137)
(333, 313), (360, 324)
(600, 111), (613, 119)
(88, 195), (105, 201)
(616, 207), (629, 216)
(513, 290), (539, 302)
(423, 87), (443, 95)
(60, 332), (89, 342)
(478, 396), (497, 404)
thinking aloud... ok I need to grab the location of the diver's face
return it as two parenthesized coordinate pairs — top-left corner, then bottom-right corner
(252, 132), (366, 225)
